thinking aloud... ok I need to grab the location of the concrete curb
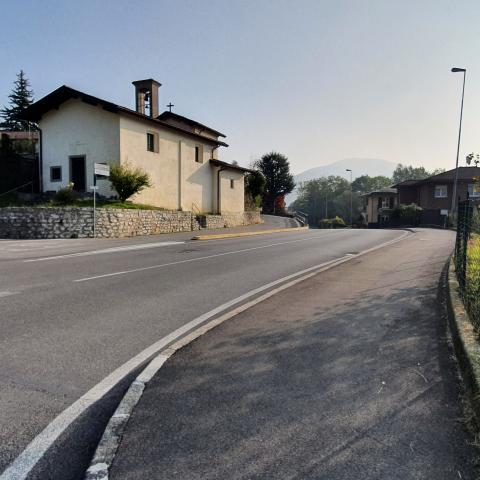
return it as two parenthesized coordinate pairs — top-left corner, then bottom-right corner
(192, 226), (309, 241)
(446, 257), (480, 427)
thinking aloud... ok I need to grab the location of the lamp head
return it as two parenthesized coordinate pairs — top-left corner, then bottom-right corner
(451, 67), (466, 73)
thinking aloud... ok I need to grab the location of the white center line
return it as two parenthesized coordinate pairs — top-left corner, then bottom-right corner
(24, 241), (185, 262)
(75, 232), (347, 283)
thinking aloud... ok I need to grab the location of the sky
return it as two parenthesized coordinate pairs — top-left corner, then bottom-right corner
(1, 0), (479, 175)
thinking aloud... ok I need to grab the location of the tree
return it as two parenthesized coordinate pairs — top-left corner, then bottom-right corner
(291, 175), (360, 225)
(244, 170), (266, 210)
(392, 164), (444, 184)
(351, 175), (392, 194)
(245, 170), (266, 199)
(255, 152), (295, 214)
(109, 163), (152, 202)
(0, 71), (37, 131)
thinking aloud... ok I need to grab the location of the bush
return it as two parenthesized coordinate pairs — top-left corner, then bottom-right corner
(391, 203), (422, 219)
(109, 163), (152, 202)
(53, 182), (78, 204)
(319, 216), (346, 229)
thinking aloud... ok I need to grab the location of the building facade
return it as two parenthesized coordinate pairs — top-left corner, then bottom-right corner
(363, 167), (480, 227)
(23, 79), (248, 213)
(363, 188), (398, 227)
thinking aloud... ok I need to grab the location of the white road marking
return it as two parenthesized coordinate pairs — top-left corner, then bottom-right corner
(74, 232), (347, 282)
(0, 291), (20, 298)
(0, 230), (409, 480)
(23, 241), (185, 262)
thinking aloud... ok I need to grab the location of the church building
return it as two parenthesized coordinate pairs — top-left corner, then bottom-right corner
(23, 79), (248, 213)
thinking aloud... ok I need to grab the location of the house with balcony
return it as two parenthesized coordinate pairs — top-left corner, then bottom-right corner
(393, 167), (480, 225)
(362, 188), (398, 227)
(363, 166), (480, 227)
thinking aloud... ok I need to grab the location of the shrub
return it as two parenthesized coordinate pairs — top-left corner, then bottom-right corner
(331, 216), (346, 228)
(109, 163), (152, 202)
(53, 182), (78, 204)
(319, 216), (346, 229)
(391, 203), (422, 219)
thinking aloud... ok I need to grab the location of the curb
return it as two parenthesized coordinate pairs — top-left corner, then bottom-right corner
(446, 257), (480, 427)
(192, 226), (309, 240)
(83, 229), (411, 480)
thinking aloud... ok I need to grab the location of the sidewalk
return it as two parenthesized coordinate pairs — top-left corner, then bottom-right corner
(109, 229), (479, 479)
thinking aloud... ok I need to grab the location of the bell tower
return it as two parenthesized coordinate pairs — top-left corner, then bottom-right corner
(132, 79), (161, 118)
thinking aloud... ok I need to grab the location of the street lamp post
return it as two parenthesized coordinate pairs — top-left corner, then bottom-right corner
(451, 67), (467, 223)
(346, 168), (353, 226)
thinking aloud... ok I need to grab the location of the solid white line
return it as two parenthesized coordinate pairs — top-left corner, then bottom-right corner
(23, 241), (185, 262)
(0, 230), (409, 480)
(74, 231), (347, 282)
(0, 291), (20, 298)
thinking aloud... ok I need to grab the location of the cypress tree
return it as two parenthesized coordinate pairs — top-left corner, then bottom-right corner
(0, 70), (37, 131)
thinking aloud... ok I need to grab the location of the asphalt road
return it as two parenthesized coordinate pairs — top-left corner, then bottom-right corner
(0, 219), (405, 479)
(111, 229), (479, 480)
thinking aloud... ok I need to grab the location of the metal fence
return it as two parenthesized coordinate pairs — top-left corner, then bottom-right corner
(455, 199), (480, 329)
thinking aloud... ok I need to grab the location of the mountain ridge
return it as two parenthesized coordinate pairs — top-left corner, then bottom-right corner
(288, 158), (396, 204)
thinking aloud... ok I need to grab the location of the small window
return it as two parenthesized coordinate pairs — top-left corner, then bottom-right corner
(468, 183), (480, 197)
(147, 133), (155, 152)
(195, 145), (203, 163)
(230, 179), (235, 189)
(50, 166), (62, 182)
(434, 185), (447, 198)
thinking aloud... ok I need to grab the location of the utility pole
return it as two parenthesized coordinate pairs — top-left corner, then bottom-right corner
(346, 168), (353, 226)
(450, 67), (466, 224)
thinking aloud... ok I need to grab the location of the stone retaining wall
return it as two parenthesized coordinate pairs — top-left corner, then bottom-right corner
(0, 208), (263, 239)
(201, 211), (262, 229)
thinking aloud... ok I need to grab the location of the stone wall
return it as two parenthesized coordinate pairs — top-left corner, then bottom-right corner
(200, 211), (262, 229)
(95, 209), (199, 238)
(0, 208), (262, 239)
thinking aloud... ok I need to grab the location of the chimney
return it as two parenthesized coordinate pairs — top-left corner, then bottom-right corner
(132, 79), (161, 118)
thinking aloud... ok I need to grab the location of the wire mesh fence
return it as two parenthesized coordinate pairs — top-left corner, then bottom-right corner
(455, 199), (480, 330)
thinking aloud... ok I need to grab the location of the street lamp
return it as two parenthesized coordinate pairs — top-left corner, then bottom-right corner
(451, 67), (466, 222)
(346, 168), (353, 226)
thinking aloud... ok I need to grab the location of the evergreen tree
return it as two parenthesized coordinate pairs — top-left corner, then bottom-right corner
(255, 152), (295, 214)
(0, 70), (37, 131)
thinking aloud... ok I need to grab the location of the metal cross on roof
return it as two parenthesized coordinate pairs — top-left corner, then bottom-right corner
(167, 102), (174, 112)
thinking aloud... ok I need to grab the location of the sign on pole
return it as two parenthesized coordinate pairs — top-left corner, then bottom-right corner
(94, 163), (110, 177)
(91, 165), (109, 238)
(90, 185), (99, 238)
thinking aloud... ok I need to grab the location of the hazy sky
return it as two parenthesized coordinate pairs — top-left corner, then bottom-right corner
(1, 0), (479, 175)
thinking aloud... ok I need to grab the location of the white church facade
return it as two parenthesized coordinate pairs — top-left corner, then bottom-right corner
(23, 78), (248, 213)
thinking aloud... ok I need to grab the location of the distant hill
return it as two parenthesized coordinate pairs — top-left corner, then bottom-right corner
(287, 158), (396, 204)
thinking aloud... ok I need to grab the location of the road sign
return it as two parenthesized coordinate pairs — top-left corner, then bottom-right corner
(89, 186), (99, 191)
(441, 209), (448, 216)
(94, 163), (110, 177)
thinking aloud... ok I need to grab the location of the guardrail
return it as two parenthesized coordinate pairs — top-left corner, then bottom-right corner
(292, 210), (308, 226)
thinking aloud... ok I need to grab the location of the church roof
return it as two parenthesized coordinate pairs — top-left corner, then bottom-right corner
(21, 85), (228, 147)
(210, 159), (253, 173)
(157, 111), (226, 138)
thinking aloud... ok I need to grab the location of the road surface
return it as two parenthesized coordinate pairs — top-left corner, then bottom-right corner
(0, 221), (405, 479)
